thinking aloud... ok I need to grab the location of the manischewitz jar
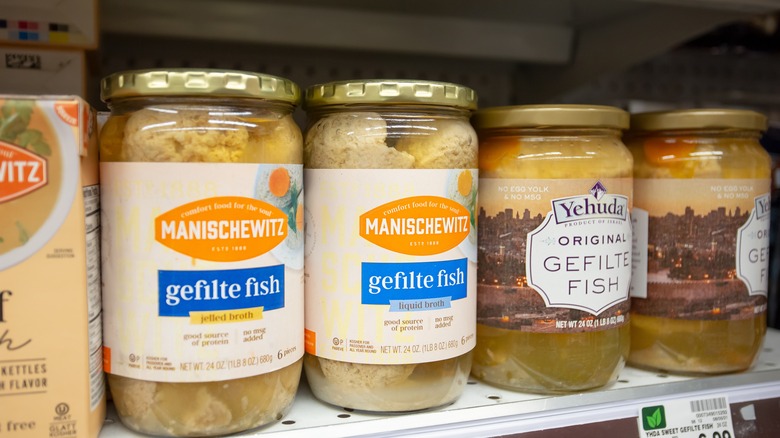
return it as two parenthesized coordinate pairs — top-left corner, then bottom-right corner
(100, 69), (304, 436)
(628, 109), (771, 374)
(303, 79), (478, 411)
(472, 105), (633, 393)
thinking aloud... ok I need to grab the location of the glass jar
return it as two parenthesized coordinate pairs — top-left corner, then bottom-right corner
(302, 80), (478, 411)
(472, 105), (633, 393)
(100, 69), (304, 436)
(627, 109), (770, 374)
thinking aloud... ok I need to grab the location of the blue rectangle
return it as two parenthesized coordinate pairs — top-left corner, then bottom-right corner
(362, 259), (468, 305)
(159, 265), (284, 317)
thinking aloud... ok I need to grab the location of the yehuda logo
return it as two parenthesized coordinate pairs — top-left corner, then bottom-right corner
(551, 181), (628, 224)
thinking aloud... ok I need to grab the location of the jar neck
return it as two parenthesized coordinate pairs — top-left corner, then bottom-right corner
(479, 127), (624, 139)
(306, 104), (471, 119)
(628, 128), (762, 141)
(108, 96), (296, 116)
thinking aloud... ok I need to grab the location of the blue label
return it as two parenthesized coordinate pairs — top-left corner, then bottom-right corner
(362, 259), (467, 305)
(389, 297), (452, 312)
(158, 265), (285, 317)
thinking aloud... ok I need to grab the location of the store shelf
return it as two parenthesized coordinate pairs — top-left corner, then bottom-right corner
(97, 0), (780, 102)
(99, 0), (574, 63)
(90, 3), (780, 437)
(100, 328), (780, 437)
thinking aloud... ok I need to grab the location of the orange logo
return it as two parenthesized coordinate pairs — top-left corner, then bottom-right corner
(360, 196), (470, 256)
(155, 196), (288, 262)
(102, 346), (111, 373)
(304, 329), (316, 355)
(0, 141), (48, 203)
(54, 101), (79, 126)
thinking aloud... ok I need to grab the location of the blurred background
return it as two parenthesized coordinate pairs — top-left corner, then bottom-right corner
(3, 0), (780, 327)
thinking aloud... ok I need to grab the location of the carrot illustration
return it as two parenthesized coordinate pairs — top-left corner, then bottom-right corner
(457, 170), (472, 197)
(268, 167), (291, 197)
(295, 201), (304, 231)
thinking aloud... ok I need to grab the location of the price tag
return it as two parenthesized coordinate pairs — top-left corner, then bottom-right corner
(637, 395), (735, 438)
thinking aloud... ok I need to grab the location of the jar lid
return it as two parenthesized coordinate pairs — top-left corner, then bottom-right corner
(630, 109), (767, 132)
(472, 104), (629, 130)
(304, 79), (477, 110)
(101, 69), (301, 105)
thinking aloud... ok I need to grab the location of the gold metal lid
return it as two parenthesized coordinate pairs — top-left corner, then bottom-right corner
(473, 104), (629, 130)
(304, 79), (477, 110)
(101, 69), (301, 105)
(631, 109), (767, 132)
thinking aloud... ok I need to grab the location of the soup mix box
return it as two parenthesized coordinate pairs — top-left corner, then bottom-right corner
(0, 95), (104, 437)
(0, 46), (87, 97)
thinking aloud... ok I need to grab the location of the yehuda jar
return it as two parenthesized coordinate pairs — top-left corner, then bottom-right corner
(627, 109), (770, 374)
(472, 105), (633, 393)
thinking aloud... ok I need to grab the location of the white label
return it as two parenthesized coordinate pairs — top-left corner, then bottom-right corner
(84, 184), (104, 409)
(638, 396), (735, 438)
(89, 337), (104, 410)
(84, 185), (101, 320)
(304, 169), (477, 364)
(736, 194), (771, 296)
(526, 183), (632, 315)
(101, 162), (304, 382)
(631, 208), (649, 298)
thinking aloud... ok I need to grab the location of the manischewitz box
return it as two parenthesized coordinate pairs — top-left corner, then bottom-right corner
(0, 95), (104, 438)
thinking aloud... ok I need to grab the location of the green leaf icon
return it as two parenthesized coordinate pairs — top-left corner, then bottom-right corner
(647, 408), (661, 428)
(641, 405), (666, 430)
(286, 178), (301, 233)
(0, 112), (24, 141)
(16, 221), (29, 245)
(1, 102), (12, 119)
(16, 129), (51, 156)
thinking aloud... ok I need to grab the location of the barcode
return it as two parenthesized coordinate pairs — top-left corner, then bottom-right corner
(5, 53), (41, 69)
(690, 397), (728, 412)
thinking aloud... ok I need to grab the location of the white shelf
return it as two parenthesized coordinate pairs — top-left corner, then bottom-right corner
(100, 328), (780, 437)
(93, 3), (780, 435)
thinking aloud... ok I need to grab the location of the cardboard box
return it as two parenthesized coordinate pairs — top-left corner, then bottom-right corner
(0, 95), (104, 437)
(0, 0), (98, 49)
(0, 46), (86, 97)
